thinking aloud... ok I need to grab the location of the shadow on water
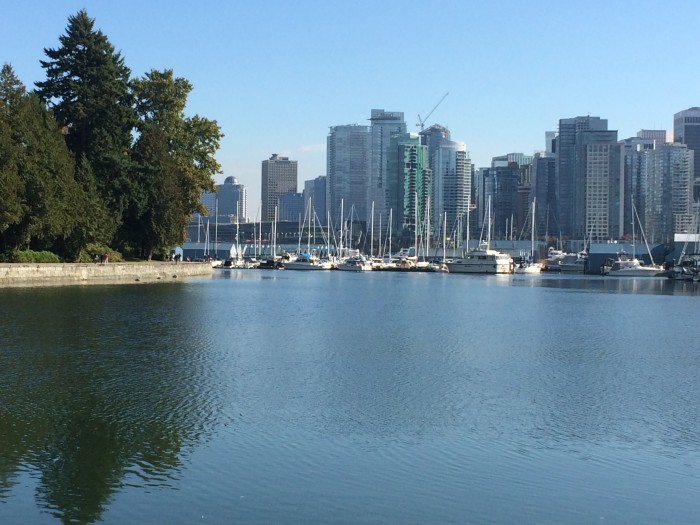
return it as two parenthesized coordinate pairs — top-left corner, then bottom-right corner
(0, 283), (219, 524)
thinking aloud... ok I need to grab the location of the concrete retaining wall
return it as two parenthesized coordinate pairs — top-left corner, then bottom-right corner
(0, 262), (212, 288)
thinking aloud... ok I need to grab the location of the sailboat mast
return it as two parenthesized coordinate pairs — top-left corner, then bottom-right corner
(370, 201), (375, 257)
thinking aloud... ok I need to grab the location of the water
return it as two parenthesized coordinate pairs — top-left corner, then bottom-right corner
(1, 272), (699, 524)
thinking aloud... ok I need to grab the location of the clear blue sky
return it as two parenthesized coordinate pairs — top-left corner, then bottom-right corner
(2, 0), (698, 209)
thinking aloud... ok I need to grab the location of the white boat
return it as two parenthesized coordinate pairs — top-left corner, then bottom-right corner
(514, 261), (542, 274)
(446, 242), (514, 274)
(446, 196), (513, 274)
(602, 252), (666, 277)
(284, 251), (332, 270)
(603, 198), (665, 277)
(558, 251), (587, 273)
(336, 254), (372, 272)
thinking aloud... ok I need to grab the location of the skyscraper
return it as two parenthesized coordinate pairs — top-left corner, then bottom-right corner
(385, 132), (432, 237)
(643, 143), (694, 242)
(531, 152), (556, 237)
(261, 154), (297, 222)
(303, 176), (327, 225)
(550, 116), (608, 239)
(583, 136), (624, 241)
(621, 130), (666, 236)
(673, 107), (700, 201)
(326, 124), (371, 225)
(217, 176), (248, 222)
(370, 109), (407, 228)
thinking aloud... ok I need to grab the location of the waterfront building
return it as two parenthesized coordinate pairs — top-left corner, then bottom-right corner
(555, 116), (608, 238)
(370, 109), (407, 230)
(642, 143), (694, 243)
(476, 163), (520, 239)
(584, 135), (624, 241)
(303, 176), (327, 225)
(420, 125), (471, 238)
(673, 107), (700, 201)
(621, 130), (666, 236)
(278, 192), (305, 223)
(262, 154), (298, 222)
(385, 132), (432, 240)
(531, 152), (556, 239)
(327, 124), (371, 226)
(216, 176), (248, 223)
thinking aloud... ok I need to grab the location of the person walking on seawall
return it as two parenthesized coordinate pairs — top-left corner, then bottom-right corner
(102, 252), (109, 265)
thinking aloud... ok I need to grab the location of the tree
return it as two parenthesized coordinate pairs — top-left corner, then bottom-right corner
(35, 10), (137, 240)
(0, 64), (80, 254)
(0, 66), (24, 244)
(131, 124), (187, 259)
(131, 69), (223, 256)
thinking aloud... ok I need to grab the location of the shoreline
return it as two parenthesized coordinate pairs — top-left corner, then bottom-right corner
(0, 261), (213, 288)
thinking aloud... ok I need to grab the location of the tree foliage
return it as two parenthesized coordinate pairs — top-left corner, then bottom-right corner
(0, 11), (223, 260)
(35, 9), (137, 233)
(0, 64), (82, 255)
(131, 69), (223, 258)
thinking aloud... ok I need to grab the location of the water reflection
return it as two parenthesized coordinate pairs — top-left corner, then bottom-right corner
(0, 284), (220, 523)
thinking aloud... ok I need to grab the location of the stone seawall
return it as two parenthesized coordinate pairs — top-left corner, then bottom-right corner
(0, 262), (213, 288)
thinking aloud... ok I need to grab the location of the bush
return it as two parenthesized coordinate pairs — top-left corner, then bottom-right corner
(77, 243), (123, 263)
(4, 250), (63, 263)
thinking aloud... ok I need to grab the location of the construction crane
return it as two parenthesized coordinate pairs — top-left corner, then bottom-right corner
(416, 92), (449, 131)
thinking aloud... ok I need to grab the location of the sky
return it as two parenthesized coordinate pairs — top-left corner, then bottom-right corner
(3, 0), (699, 209)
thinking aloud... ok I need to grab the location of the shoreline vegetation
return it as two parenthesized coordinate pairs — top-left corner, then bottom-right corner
(1, 10), (222, 266)
(0, 261), (212, 288)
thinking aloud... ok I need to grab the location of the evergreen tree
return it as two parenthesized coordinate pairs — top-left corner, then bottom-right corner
(35, 9), (137, 239)
(0, 65), (24, 246)
(131, 124), (187, 259)
(0, 64), (81, 254)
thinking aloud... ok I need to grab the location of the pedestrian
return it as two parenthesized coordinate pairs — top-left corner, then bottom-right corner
(103, 252), (109, 265)
(93, 253), (100, 264)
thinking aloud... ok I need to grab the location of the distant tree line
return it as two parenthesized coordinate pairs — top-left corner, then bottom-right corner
(0, 9), (222, 262)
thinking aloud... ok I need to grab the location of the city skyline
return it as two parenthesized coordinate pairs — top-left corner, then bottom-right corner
(3, 0), (699, 209)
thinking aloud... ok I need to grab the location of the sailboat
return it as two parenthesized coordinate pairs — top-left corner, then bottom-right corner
(258, 206), (284, 269)
(602, 198), (666, 277)
(285, 198), (332, 270)
(514, 198), (542, 274)
(446, 196), (514, 274)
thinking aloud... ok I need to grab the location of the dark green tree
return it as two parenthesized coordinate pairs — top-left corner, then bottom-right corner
(35, 9), (137, 242)
(131, 124), (187, 259)
(0, 64), (80, 255)
(131, 69), (223, 257)
(0, 67), (24, 244)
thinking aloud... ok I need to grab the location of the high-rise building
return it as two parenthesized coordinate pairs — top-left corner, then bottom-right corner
(583, 136), (624, 241)
(216, 176), (248, 223)
(621, 130), (666, 236)
(555, 116), (608, 239)
(261, 154), (297, 222)
(370, 109), (407, 228)
(278, 192), (305, 223)
(302, 176), (327, 226)
(531, 152), (556, 237)
(476, 163), (520, 239)
(420, 124), (471, 240)
(643, 143), (694, 242)
(673, 108), (700, 201)
(385, 132), (432, 237)
(326, 124), (371, 226)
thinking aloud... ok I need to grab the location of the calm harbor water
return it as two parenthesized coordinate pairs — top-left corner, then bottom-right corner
(1, 271), (699, 524)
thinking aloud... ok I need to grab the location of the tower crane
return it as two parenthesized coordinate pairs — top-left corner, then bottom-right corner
(416, 92), (449, 131)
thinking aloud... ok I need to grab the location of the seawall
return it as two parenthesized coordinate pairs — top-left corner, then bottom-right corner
(0, 262), (213, 288)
